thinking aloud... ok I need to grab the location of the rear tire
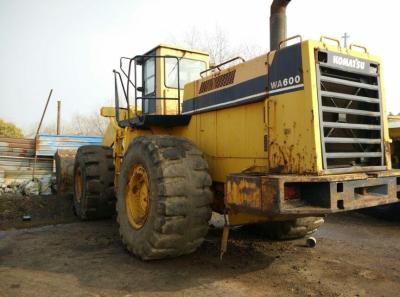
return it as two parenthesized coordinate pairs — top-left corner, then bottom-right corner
(361, 204), (400, 221)
(116, 135), (212, 260)
(73, 145), (115, 220)
(255, 217), (324, 240)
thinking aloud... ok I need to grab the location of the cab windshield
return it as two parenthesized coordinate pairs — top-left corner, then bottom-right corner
(165, 58), (206, 89)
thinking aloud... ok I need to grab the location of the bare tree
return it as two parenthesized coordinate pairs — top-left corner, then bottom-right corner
(68, 112), (108, 136)
(174, 25), (263, 65)
(25, 111), (108, 137)
(237, 44), (264, 60)
(178, 25), (235, 64)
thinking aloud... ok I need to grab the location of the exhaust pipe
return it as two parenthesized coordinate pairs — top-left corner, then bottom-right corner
(270, 0), (291, 51)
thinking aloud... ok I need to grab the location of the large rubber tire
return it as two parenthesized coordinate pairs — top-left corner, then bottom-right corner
(117, 135), (212, 260)
(73, 145), (115, 220)
(255, 217), (325, 240)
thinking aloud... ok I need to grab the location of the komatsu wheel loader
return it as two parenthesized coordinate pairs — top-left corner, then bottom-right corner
(71, 0), (400, 260)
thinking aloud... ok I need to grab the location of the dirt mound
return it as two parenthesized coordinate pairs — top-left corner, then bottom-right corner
(0, 193), (78, 230)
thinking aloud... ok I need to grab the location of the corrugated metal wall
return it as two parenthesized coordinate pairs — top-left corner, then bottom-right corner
(36, 134), (103, 156)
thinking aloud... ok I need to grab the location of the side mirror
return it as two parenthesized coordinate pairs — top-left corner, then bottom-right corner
(136, 57), (144, 66)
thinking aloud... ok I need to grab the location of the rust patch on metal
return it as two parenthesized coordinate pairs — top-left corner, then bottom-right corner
(226, 175), (262, 209)
(270, 141), (310, 174)
(260, 178), (279, 212)
(384, 140), (392, 168)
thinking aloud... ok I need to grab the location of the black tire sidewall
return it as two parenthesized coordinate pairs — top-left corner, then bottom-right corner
(117, 140), (159, 254)
(72, 146), (115, 220)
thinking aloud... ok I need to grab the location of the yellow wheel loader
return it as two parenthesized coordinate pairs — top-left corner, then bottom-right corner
(71, 0), (400, 260)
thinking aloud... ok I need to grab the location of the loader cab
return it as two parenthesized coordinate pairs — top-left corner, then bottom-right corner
(113, 44), (209, 127)
(141, 45), (209, 115)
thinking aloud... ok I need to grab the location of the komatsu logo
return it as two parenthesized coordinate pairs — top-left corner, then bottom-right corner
(270, 75), (301, 90)
(332, 55), (365, 70)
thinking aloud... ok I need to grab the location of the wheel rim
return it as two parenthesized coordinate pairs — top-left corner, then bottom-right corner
(74, 166), (83, 203)
(125, 164), (150, 230)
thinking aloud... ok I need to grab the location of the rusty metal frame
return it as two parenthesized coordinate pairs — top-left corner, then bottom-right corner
(226, 170), (400, 219)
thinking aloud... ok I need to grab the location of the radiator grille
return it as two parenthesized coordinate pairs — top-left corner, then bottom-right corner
(316, 51), (385, 174)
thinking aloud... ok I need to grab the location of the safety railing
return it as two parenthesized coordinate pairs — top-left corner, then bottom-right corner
(113, 55), (181, 127)
(200, 56), (245, 78)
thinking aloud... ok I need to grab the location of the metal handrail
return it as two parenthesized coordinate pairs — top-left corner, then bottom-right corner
(113, 70), (129, 125)
(320, 36), (341, 47)
(119, 57), (136, 89)
(200, 56), (245, 77)
(132, 55), (181, 118)
(112, 55), (182, 127)
(349, 43), (368, 54)
(278, 35), (302, 49)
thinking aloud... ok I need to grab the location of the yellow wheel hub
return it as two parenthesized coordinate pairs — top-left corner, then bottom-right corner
(74, 167), (83, 203)
(125, 164), (151, 230)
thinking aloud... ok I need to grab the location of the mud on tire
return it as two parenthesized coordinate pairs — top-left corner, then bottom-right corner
(256, 217), (325, 240)
(73, 145), (115, 220)
(117, 135), (212, 260)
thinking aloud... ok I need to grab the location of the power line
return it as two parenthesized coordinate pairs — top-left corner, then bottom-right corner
(342, 32), (350, 47)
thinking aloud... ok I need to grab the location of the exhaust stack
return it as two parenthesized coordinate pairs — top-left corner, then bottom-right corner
(270, 0), (291, 51)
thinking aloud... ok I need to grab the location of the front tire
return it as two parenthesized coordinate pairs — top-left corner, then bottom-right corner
(117, 136), (213, 260)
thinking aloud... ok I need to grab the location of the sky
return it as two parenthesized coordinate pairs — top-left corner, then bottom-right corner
(0, 0), (399, 132)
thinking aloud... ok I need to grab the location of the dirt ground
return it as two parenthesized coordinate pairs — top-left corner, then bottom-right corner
(0, 194), (77, 230)
(1, 196), (400, 297)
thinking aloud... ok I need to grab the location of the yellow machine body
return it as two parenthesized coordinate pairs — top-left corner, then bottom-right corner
(103, 41), (400, 225)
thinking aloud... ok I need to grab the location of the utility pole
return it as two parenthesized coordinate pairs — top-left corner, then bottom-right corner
(342, 32), (350, 48)
(57, 100), (61, 135)
(33, 89), (53, 179)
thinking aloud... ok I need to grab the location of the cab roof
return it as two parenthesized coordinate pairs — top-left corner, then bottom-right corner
(144, 44), (209, 56)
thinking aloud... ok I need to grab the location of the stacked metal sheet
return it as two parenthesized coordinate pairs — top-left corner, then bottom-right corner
(0, 137), (53, 185)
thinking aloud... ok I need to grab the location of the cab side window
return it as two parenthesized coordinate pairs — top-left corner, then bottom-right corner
(143, 58), (155, 95)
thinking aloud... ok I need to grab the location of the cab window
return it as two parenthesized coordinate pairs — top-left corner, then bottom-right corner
(143, 57), (155, 95)
(165, 58), (206, 89)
